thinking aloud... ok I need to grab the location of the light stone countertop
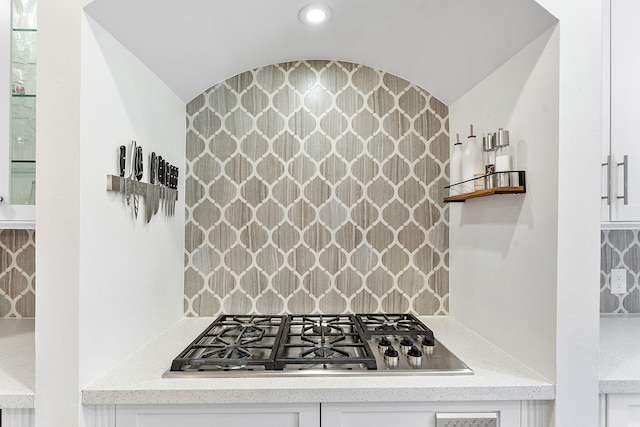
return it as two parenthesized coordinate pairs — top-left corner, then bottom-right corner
(0, 319), (35, 408)
(600, 315), (640, 393)
(82, 316), (554, 405)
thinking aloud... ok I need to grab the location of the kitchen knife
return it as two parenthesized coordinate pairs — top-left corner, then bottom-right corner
(133, 144), (143, 219)
(169, 166), (176, 216)
(118, 145), (126, 203)
(146, 152), (156, 223)
(172, 165), (179, 216)
(153, 155), (160, 216)
(165, 161), (171, 215)
(171, 164), (177, 216)
(167, 164), (172, 216)
(126, 140), (137, 206)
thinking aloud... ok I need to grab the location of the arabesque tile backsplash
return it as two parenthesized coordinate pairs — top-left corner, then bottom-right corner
(601, 229), (640, 313)
(184, 60), (450, 316)
(0, 229), (35, 317)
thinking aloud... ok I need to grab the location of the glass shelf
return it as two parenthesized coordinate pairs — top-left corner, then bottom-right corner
(10, 161), (35, 205)
(9, 0), (37, 207)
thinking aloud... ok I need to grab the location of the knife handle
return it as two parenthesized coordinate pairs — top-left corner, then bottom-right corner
(158, 157), (165, 186)
(119, 145), (126, 177)
(135, 146), (143, 181)
(172, 166), (179, 189)
(165, 162), (171, 187)
(150, 152), (156, 184)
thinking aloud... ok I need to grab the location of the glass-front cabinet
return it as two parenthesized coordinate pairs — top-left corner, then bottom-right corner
(1, 0), (36, 228)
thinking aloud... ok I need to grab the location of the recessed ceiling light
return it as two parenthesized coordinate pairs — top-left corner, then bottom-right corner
(299, 4), (332, 25)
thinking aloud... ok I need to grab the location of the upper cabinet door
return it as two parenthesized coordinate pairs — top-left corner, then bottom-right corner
(0, 0), (36, 229)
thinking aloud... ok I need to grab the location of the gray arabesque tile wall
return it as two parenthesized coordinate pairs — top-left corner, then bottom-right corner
(601, 229), (640, 313)
(184, 60), (450, 316)
(0, 229), (35, 317)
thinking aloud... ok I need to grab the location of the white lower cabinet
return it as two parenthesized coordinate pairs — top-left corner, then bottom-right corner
(322, 401), (522, 427)
(0, 408), (35, 427)
(605, 394), (640, 427)
(115, 403), (320, 427)
(109, 400), (551, 427)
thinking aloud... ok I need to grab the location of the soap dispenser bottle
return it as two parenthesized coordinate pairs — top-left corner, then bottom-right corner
(461, 124), (483, 193)
(450, 133), (463, 195)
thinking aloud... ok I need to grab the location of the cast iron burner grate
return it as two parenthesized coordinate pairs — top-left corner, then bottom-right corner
(357, 313), (435, 340)
(274, 314), (377, 370)
(170, 315), (286, 371)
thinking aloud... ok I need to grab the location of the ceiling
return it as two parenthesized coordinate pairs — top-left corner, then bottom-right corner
(83, 0), (557, 105)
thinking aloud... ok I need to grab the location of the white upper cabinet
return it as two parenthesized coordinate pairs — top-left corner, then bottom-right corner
(603, 0), (640, 225)
(0, 0), (36, 229)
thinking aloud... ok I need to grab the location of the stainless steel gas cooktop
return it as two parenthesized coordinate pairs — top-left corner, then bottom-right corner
(164, 314), (472, 378)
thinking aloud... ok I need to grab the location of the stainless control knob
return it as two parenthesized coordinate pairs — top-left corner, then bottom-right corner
(378, 337), (392, 352)
(421, 334), (435, 355)
(384, 346), (399, 368)
(407, 346), (423, 367)
(400, 337), (413, 354)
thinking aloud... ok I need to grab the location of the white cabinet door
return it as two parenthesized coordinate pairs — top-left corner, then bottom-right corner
(1, 408), (35, 427)
(115, 403), (320, 427)
(0, 0), (36, 229)
(607, 394), (640, 427)
(321, 401), (521, 427)
(606, 0), (640, 223)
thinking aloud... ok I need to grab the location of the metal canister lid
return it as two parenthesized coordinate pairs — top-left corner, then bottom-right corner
(496, 128), (510, 147)
(483, 133), (496, 151)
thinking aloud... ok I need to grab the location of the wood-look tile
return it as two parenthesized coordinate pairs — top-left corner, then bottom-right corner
(255, 66), (286, 93)
(318, 289), (347, 313)
(186, 93), (205, 116)
(399, 87), (426, 117)
(240, 86), (269, 117)
(0, 229), (35, 317)
(256, 290), (285, 314)
(186, 131), (205, 161)
(192, 109), (221, 138)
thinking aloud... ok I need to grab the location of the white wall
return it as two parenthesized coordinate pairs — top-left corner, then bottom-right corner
(450, 0), (603, 424)
(450, 26), (559, 382)
(535, 1), (602, 426)
(78, 16), (185, 389)
(36, 5), (185, 427)
(36, 0), (86, 424)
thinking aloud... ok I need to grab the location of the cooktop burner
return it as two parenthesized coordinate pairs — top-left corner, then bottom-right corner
(165, 314), (472, 377)
(169, 315), (285, 371)
(274, 314), (377, 370)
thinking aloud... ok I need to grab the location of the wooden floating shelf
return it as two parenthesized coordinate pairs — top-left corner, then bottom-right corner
(444, 186), (526, 202)
(444, 170), (526, 203)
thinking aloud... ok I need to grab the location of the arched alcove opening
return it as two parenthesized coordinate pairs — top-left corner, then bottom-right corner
(185, 60), (449, 316)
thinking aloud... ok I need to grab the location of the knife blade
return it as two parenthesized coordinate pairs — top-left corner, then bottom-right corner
(126, 141), (137, 206)
(118, 145), (126, 203)
(133, 144), (143, 219)
(146, 152), (156, 223)
(165, 161), (171, 215)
